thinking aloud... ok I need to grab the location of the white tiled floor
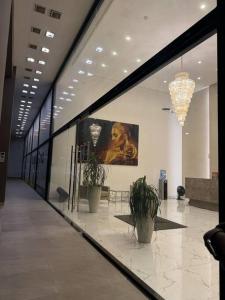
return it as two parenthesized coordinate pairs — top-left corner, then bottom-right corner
(50, 197), (219, 300)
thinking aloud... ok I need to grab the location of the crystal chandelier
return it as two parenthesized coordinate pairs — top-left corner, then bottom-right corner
(89, 123), (102, 147)
(169, 66), (195, 126)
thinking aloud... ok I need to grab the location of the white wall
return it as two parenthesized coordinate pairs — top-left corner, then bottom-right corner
(7, 138), (24, 178)
(209, 84), (218, 174)
(182, 88), (210, 182)
(92, 85), (182, 198)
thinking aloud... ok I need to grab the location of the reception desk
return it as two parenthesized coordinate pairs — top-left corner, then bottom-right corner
(185, 177), (218, 211)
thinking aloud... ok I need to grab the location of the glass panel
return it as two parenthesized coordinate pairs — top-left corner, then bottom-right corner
(30, 151), (37, 187)
(53, 0), (216, 132)
(27, 126), (33, 154)
(36, 143), (49, 197)
(49, 125), (76, 211)
(50, 34), (218, 299)
(39, 91), (52, 145)
(24, 154), (31, 183)
(32, 115), (40, 150)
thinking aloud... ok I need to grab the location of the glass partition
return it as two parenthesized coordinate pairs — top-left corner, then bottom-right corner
(36, 143), (49, 197)
(39, 91), (52, 145)
(24, 154), (31, 183)
(30, 151), (37, 187)
(32, 115), (40, 150)
(53, 0), (216, 132)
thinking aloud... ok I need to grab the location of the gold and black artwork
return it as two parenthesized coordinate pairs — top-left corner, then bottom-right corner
(77, 118), (139, 166)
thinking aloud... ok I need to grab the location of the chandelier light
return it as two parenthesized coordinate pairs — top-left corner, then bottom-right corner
(89, 123), (102, 147)
(169, 59), (195, 126)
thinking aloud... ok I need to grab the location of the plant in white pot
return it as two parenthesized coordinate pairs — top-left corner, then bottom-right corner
(83, 153), (106, 213)
(130, 176), (160, 243)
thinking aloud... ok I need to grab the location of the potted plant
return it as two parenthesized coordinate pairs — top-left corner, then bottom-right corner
(130, 176), (160, 243)
(83, 153), (106, 213)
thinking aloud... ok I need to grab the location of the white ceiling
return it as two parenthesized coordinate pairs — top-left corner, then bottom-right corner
(12, 0), (95, 138)
(53, 0), (216, 131)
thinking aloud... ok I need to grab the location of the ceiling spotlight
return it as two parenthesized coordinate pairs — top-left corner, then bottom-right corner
(34, 78), (39, 82)
(87, 72), (93, 76)
(163, 80), (167, 83)
(20, 104), (24, 107)
(112, 51), (118, 56)
(62, 91), (68, 95)
(32, 85), (38, 89)
(59, 97), (64, 100)
(68, 86), (74, 89)
(200, 3), (206, 10)
(23, 83), (29, 87)
(123, 69), (128, 73)
(36, 70), (42, 74)
(198, 60), (202, 64)
(20, 100), (26, 103)
(22, 90), (28, 94)
(96, 46), (103, 53)
(17, 124), (20, 127)
(27, 105), (31, 108)
(86, 59), (93, 64)
(41, 47), (50, 53)
(66, 98), (72, 102)
(78, 70), (85, 74)
(38, 60), (46, 65)
(125, 35), (131, 41)
(30, 91), (35, 95)
(70, 93), (75, 96)
(28, 101), (32, 104)
(27, 57), (35, 63)
(185, 132), (190, 135)
(73, 79), (78, 83)
(136, 58), (141, 63)
(101, 63), (106, 68)
(46, 30), (55, 38)
(197, 77), (201, 80)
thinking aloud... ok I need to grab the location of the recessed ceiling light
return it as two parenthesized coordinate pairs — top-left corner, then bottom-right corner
(197, 77), (201, 80)
(101, 63), (106, 68)
(200, 3), (206, 10)
(136, 58), (141, 63)
(87, 72), (93, 76)
(73, 79), (78, 83)
(78, 70), (85, 74)
(17, 124), (20, 127)
(33, 78), (39, 82)
(28, 101), (32, 104)
(66, 98), (72, 102)
(38, 60), (46, 65)
(59, 97), (64, 100)
(96, 46), (103, 53)
(185, 132), (190, 135)
(30, 91), (35, 95)
(27, 57), (35, 63)
(41, 47), (50, 53)
(23, 83), (29, 87)
(36, 70), (42, 74)
(70, 93), (75, 96)
(59, 106), (63, 109)
(32, 85), (38, 89)
(62, 91), (68, 95)
(86, 59), (93, 64)
(20, 104), (24, 107)
(198, 60), (202, 64)
(46, 30), (55, 38)
(27, 105), (31, 108)
(22, 90), (28, 94)
(68, 86), (73, 89)
(112, 51), (118, 56)
(123, 69), (128, 73)
(163, 80), (167, 83)
(21, 100), (26, 103)
(125, 35), (131, 41)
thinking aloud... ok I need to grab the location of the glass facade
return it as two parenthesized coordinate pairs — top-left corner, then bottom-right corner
(21, 2), (222, 299)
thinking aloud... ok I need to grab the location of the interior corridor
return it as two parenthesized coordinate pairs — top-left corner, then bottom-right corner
(0, 180), (148, 300)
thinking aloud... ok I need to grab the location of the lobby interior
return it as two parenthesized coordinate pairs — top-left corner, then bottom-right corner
(1, 1), (224, 300)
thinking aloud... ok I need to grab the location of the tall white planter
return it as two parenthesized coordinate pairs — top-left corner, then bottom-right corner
(88, 186), (101, 213)
(136, 217), (154, 243)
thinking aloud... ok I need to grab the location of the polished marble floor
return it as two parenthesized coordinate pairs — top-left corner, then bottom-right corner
(50, 197), (219, 300)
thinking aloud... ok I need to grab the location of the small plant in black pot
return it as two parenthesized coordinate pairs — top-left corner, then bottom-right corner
(83, 153), (106, 213)
(130, 176), (160, 243)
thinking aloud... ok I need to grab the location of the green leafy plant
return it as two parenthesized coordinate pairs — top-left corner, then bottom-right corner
(130, 176), (160, 226)
(83, 153), (106, 187)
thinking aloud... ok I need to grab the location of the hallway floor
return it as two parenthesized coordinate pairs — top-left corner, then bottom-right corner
(0, 180), (148, 300)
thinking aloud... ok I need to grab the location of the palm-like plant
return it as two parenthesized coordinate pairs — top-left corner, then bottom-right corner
(130, 176), (160, 227)
(83, 153), (106, 187)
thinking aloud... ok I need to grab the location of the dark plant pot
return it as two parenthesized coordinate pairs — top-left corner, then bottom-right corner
(136, 217), (154, 243)
(88, 186), (101, 213)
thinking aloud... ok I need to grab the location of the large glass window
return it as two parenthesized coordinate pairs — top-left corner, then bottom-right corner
(39, 91), (52, 145)
(36, 143), (49, 198)
(24, 154), (31, 183)
(53, 0), (216, 132)
(32, 115), (40, 150)
(30, 151), (37, 187)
